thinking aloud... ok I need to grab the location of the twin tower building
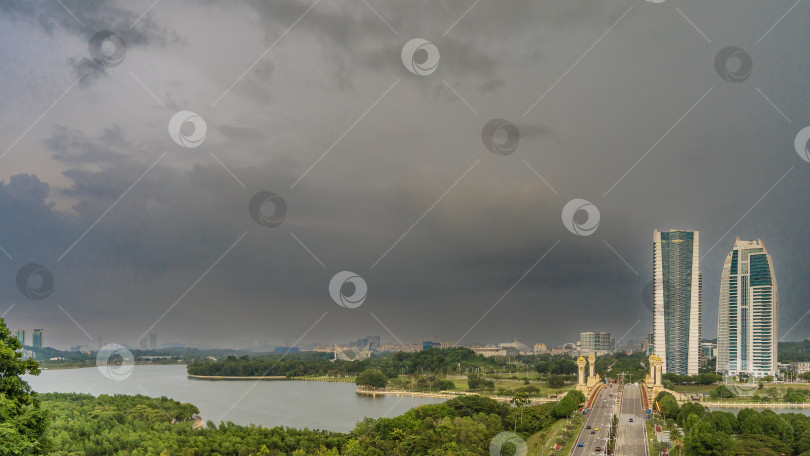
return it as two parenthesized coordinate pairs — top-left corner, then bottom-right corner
(652, 230), (778, 378)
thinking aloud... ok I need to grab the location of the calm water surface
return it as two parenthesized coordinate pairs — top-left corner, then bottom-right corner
(24, 365), (443, 432)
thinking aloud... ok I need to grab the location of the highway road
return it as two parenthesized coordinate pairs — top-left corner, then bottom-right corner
(570, 384), (617, 456)
(615, 384), (649, 456)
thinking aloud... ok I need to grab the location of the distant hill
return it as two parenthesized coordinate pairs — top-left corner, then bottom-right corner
(158, 342), (186, 349)
(778, 341), (810, 363)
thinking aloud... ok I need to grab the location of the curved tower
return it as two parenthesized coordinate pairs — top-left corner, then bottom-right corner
(716, 238), (778, 377)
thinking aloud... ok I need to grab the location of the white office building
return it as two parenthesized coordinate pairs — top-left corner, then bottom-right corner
(716, 238), (778, 378)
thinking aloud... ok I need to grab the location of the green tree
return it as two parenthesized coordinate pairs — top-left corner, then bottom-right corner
(355, 369), (388, 389)
(676, 402), (706, 428)
(553, 390), (585, 419)
(784, 388), (805, 403)
(739, 411), (765, 435)
(547, 375), (565, 388)
(684, 420), (735, 456)
(798, 428), (810, 454)
(710, 385), (735, 399)
(510, 391), (531, 428)
(658, 394), (680, 420)
(0, 317), (50, 455)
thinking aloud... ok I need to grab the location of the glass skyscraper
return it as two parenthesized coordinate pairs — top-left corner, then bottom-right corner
(716, 238), (778, 377)
(653, 229), (702, 376)
(13, 329), (25, 346)
(32, 328), (43, 350)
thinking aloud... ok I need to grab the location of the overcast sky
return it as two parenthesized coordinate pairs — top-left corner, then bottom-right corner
(1, 0), (809, 350)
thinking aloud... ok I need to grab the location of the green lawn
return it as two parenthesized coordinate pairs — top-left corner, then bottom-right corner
(670, 384), (717, 394)
(414, 377), (575, 398)
(673, 382), (810, 403)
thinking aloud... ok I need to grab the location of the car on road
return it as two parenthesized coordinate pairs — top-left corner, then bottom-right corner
(629, 418), (634, 422)
(577, 443), (584, 447)
(590, 430), (596, 434)
(586, 425), (592, 429)
(595, 446), (602, 452)
(594, 427), (600, 431)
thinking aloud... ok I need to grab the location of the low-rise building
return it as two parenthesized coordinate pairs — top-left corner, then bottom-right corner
(473, 345), (506, 357)
(499, 339), (530, 356)
(790, 362), (810, 375)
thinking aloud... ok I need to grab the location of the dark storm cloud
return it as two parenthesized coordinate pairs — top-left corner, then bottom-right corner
(2, 0), (810, 349)
(0, 0), (174, 45)
(47, 125), (129, 164)
(0, 0), (179, 88)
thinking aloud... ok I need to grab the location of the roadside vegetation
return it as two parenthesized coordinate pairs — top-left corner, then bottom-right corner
(651, 391), (810, 455)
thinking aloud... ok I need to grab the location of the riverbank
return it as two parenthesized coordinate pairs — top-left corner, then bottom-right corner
(355, 388), (556, 404)
(701, 401), (810, 408)
(27, 365), (442, 432)
(187, 374), (355, 382)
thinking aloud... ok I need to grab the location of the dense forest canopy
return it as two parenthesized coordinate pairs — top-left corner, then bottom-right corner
(36, 391), (577, 455)
(186, 347), (580, 378)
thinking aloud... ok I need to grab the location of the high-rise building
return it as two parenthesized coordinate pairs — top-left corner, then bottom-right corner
(579, 331), (613, 355)
(138, 337), (147, 350)
(13, 329), (25, 346)
(95, 336), (103, 350)
(32, 329), (44, 350)
(701, 342), (717, 360)
(653, 229), (702, 376)
(716, 238), (778, 377)
(367, 336), (381, 352)
(148, 332), (158, 350)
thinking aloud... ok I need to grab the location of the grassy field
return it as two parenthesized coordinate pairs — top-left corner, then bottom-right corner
(435, 377), (575, 396)
(672, 382), (810, 402)
(670, 384), (716, 394)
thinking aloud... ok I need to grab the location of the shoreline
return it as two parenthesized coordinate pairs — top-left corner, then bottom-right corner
(355, 388), (556, 404)
(702, 401), (810, 409)
(187, 374), (354, 382)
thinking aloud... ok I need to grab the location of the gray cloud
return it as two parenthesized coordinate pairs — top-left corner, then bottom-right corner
(1, 0), (809, 350)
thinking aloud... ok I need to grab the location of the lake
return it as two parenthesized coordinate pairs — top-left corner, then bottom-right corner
(24, 365), (443, 432)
